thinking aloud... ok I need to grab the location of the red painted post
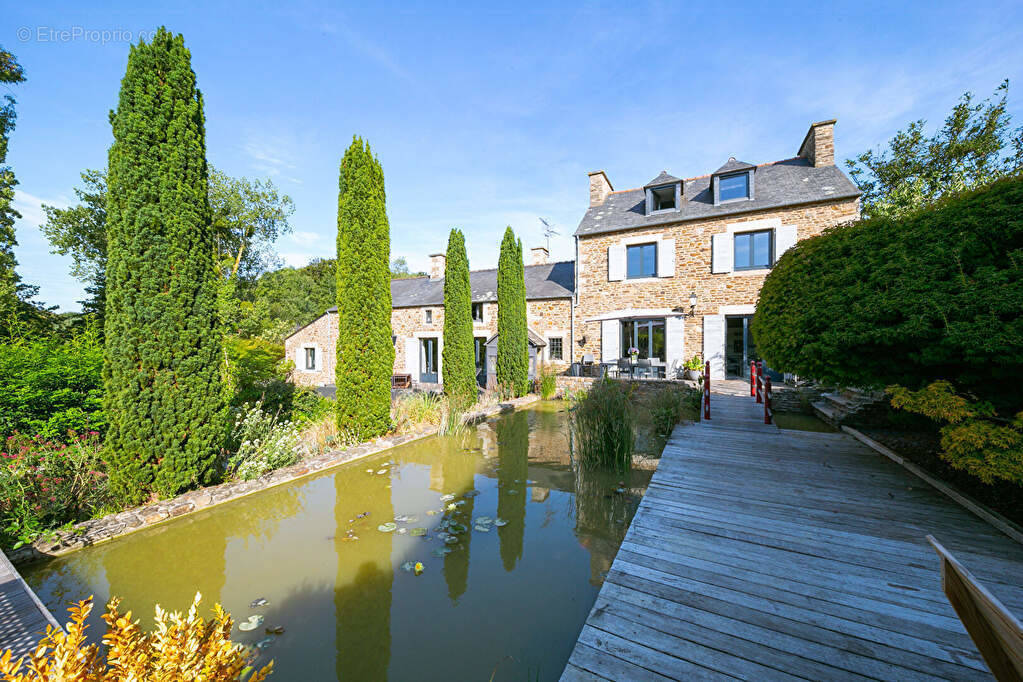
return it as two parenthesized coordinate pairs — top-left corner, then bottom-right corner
(703, 360), (711, 420)
(755, 361), (763, 404)
(764, 375), (773, 425)
(750, 360), (756, 397)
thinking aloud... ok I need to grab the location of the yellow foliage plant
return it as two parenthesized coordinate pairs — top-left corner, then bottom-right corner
(0, 593), (272, 681)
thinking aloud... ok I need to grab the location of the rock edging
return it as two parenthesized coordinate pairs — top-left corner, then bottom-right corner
(10, 395), (540, 566)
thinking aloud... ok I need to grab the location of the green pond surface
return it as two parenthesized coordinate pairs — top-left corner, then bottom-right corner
(24, 402), (655, 681)
(773, 411), (838, 433)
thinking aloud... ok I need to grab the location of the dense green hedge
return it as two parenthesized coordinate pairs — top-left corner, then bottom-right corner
(496, 227), (528, 397)
(753, 174), (1023, 415)
(442, 229), (476, 410)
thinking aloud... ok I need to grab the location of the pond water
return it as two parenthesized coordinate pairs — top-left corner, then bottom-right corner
(24, 402), (654, 681)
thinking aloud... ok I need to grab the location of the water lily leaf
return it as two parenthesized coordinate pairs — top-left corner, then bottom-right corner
(377, 522), (397, 532)
(440, 494), (455, 501)
(494, 518), (508, 527)
(410, 527), (427, 536)
(249, 598), (269, 608)
(376, 469), (388, 475)
(396, 527), (408, 534)
(507, 489), (518, 495)
(463, 490), (480, 498)
(255, 637), (273, 650)
(401, 561), (415, 572)
(475, 516), (492, 524)
(265, 626), (285, 635)
(444, 535), (459, 544)
(474, 525), (491, 532)
(432, 547), (453, 558)
(238, 614), (264, 632)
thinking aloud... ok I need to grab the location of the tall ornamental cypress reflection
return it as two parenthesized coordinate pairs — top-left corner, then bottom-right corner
(496, 409), (529, 572)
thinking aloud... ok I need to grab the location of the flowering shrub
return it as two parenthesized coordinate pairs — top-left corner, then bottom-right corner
(0, 593), (273, 680)
(228, 404), (302, 480)
(0, 432), (111, 549)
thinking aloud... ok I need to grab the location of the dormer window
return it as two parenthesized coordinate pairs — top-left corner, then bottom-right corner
(651, 185), (676, 211)
(643, 171), (682, 215)
(712, 158), (756, 206)
(719, 172), (750, 201)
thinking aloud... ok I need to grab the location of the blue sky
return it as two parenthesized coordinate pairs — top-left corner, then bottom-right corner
(5, 1), (1023, 311)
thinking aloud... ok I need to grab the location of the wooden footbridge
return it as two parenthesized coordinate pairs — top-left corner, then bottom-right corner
(562, 382), (1023, 680)
(0, 549), (60, 660)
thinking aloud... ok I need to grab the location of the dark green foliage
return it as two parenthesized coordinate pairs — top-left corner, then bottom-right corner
(847, 80), (1023, 220)
(335, 137), (393, 439)
(0, 329), (105, 441)
(442, 229), (476, 410)
(235, 257), (336, 341)
(103, 29), (226, 503)
(753, 175), (1023, 414)
(572, 379), (635, 472)
(496, 227), (528, 397)
(390, 256), (426, 279)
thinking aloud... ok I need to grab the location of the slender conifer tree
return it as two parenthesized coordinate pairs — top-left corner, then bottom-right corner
(442, 228), (475, 410)
(497, 227), (529, 396)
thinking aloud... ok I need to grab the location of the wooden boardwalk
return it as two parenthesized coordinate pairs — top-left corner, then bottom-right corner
(0, 549), (60, 660)
(562, 387), (1023, 680)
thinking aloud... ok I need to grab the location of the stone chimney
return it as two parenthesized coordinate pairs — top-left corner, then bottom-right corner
(530, 246), (549, 265)
(798, 119), (836, 167)
(588, 170), (613, 207)
(429, 253), (446, 280)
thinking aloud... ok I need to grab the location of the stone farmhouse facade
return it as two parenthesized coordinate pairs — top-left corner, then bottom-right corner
(574, 119), (860, 380)
(286, 119), (860, 388)
(286, 249), (575, 388)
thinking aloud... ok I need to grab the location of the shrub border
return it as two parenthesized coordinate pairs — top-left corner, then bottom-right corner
(8, 395), (539, 566)
(842, 425), (1023, 546)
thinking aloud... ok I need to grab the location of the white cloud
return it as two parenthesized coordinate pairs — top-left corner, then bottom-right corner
(13, 189), (67, 227)
(279, 252), (318, 268)
(290, 230), (322, 246)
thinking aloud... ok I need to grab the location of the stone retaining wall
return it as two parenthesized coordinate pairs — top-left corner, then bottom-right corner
(10, 395), (539, 566)
(553, 375), (700, 398)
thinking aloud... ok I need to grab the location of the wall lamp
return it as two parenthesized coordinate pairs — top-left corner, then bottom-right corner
(672, 292), (698, 318)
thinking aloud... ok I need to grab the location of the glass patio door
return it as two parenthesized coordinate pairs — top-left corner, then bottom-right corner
(420, 337), (438, 383)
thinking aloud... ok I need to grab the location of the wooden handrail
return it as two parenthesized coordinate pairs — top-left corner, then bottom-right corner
(927, 535), (1023, 680)
(703, 360), (710, 420)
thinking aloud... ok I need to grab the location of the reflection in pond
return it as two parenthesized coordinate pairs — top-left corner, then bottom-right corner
(23, 402), (654, 681)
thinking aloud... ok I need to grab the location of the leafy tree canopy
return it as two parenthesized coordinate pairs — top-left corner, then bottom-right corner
(847, 80), (1023, 220)
(390, 256), (425, 279)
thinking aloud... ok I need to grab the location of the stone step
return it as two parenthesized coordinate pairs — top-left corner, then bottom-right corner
(811, 400), (841, 424)
(821, 392), (858, 409)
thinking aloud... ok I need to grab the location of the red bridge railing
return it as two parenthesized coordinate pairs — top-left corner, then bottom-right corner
(703, 360), (711, 420)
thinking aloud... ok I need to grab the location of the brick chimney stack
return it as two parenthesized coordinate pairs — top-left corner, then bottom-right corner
(588, 170), (613, 207)
(530, 246), (549, 265)
(798, 120), (836, 167)
(429, 253), (446, 280)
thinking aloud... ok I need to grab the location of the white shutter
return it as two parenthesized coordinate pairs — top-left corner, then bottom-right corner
(600, 319), (620, 362)
(607, 244), (625, 281)
(774, 225), (798, 262)
(711, 233), (732, 273)
(703, 314), (726, 380)
(657, 238), (675, 278)
(665, 316), (684, 378)
(404, 338), (419, 377)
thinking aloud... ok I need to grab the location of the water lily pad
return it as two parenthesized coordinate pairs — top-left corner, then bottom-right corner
(255, 637), (273, 650)
(377, 522), (397, 533)
(474, 516), (492, 524)
(238, 615), (264, 632)
(425, 509), (440, 516)
(432, 547), (453, 558)
(493, 518), (508, 527)
(448, 522), (467, 534)
(463, 490), (479, 498)
(265, 626), (285, 635)
(396, 527), (408, 534)
(440, 493), (455, 501)
(474, 524), (491, 532)
(401, 560), (415, 572)
(376, 469), (388, 475)
(365, 469), (374, 473)
(410, 527), (427, 536)
(249, 598), (269, 608)
(507, 489), (518, 495)
(444, 535), (459, 544)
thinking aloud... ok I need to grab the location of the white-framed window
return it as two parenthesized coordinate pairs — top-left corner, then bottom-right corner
(425, 309), (433, 323)
(298, 344), (320, 372)
(548, 337), (563, 361)
(304, 347), (316, 370)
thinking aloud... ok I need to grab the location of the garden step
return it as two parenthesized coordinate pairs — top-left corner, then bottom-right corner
(811, 400), (841, 424)
(821, 392), (858, 409)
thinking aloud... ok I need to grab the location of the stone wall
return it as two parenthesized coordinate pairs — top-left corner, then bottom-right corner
(553, 374), (699, 399)
(573, 198), (860, 365)
(284, 311), (337, 387)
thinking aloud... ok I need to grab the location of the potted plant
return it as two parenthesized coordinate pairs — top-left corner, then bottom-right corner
(628, 346), (639, 363)
(683, 354), (703, 381)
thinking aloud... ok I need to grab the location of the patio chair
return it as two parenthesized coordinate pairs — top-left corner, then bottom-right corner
(637, 358), (652, 379)
(617, 358), (632, 379)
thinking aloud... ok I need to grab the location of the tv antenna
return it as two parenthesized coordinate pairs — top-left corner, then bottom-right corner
(538, 217), (560, 251)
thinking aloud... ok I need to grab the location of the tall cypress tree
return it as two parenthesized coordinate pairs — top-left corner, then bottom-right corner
(497, 227), (529, 397)
(104, 28), (225, 502)
(335, 137), (393, 439)
(442, 228), (475, 410)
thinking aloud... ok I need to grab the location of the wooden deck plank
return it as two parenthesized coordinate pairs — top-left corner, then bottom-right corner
(561, 390), (1023, 680)
(0, 549), (60, 660)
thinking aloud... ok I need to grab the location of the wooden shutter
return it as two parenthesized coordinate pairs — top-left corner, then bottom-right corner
(404, 337), (419, 377)
(600, 319), (620, 362)
(608, 244), (625, 281)
(665, 315), (685, 377)
(703, 314), (725, 379)
(711, 233), (732, 273)
(774, 225), (798, 262)
(658, 238), (675, 278)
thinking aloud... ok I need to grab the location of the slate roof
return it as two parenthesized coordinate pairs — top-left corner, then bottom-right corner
(712, 157), (756, 175)
(324, 260), (574, 311)
(644, 171), (682, 188)
(484, 328), (548, 348)
(576, 157), (860, 237)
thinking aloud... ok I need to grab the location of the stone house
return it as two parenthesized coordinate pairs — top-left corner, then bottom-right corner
(285, 248), (574, 388)
(286, 119), (861, 389)
(573, 120), (861, 380)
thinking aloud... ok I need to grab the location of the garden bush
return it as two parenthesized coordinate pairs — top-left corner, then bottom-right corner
(647, 387), (699, 438)
(538, 365), (558, 400)
(571, 379), (635, 472)
(0, 431), (111, 549)
(0, 593), (272, 680)
(228, 404), (302, 481)
(0, 331), (105, 442)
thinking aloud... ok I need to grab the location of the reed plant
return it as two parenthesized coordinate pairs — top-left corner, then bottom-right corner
(571, 378), (635, 472)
